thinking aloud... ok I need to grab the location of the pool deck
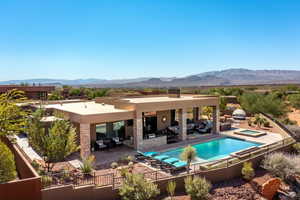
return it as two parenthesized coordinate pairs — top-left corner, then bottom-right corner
(221, 127), (284, 145)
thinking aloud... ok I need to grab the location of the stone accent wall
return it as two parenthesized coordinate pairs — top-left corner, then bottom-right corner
(157, 110), (171, 130)
(213, 106), (220, 134)
(178, 108), (187, 140)
(141, 136), (167, 150)
(133, 112), (143, 150)
(193, 107), (199, 121)
(80, 123), (91, 159)
(90, 124), (96, 142)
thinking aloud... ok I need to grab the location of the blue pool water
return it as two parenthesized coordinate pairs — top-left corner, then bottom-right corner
(239, 130), (260, 134)
(161, 137), (261, 162)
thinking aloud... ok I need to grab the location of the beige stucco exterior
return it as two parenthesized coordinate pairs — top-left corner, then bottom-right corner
(44, 95), (220, 158)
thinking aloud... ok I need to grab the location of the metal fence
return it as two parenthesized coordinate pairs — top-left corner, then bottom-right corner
(42, 137), (295, 190)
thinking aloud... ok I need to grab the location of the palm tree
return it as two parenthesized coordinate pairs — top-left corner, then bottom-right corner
(180, 145), (197, 174)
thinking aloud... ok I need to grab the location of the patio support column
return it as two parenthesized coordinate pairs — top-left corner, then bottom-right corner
(178, 108), (187, 141)
(90, 124), (96, 142)
(106, 122), (114, 137)
(133, 112), (143, 150)
(193, 107), (199, 121)
(80, 123), (91, 159)
(212, 106), (220, 134)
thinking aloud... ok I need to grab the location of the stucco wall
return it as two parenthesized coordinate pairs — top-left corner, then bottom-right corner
(142, 136), (167, 150)
(0, 137), (41, 200)
(41, 144), (293, 200)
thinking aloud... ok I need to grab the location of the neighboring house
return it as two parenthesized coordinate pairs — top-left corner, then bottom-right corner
(36, 94), (220, 159)
(0, 85), (55, 100)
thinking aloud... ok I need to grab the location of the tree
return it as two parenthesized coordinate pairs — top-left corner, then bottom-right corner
(288, 94), (300, 109)
(239, 93), (287, 117)
(27, 110), (79, 171)
(119, 171), (160, 200)
(202, 106), (213, 120)
(27, 109), (46, 153)
(43, 119), (79, 171)
(0, 141), (17, 183)
(48, 90), (63, 100)
(180, 145), (197, 173)
(219, 96), (228, 113)
(184, 176), (211, 200)
(0, 89), (27, 137)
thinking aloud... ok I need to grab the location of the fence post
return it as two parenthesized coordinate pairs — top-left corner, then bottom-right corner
(112, 173), (115, 189)
(93, 172), (96, 185)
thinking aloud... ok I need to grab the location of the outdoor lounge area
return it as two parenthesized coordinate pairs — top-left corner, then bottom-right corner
(41, 94), (221, 160)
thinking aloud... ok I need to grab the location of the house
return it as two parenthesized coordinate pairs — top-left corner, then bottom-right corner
(0, 85), (55, 100)
(40, 94), (220, 159)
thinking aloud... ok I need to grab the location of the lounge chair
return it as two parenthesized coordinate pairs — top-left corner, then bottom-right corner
(162, 161), (187, 174)
(135, 151), (158, 160)
(95, 140), (107, 150)
(112, 137), (123, 146)
(162, 157), (180, 164)
(153, 155), (170, 161)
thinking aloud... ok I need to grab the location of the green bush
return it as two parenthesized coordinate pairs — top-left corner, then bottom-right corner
(111, 162), (119, 169)
(184, 176), (211, 200)
(0, 141), (17, 183)
(166, 180), (176, 199)
(80, 155), (95, 174)
(293, 143), (300, 154)
(119, 172), (160, 200)
(241, 162), (255, 181)
(41, 175), (53, 187)
(262, 152), (300, 180)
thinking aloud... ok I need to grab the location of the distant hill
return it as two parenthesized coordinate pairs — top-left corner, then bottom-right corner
(1, 68), (300, 88)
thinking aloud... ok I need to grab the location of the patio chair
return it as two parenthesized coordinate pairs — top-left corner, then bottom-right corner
(112, 137), (123, 146)
(162, 157), (180, 165)
(162, 161), (187, 174)
(135, 151), (158, 160)
(95, 140), (107, 150)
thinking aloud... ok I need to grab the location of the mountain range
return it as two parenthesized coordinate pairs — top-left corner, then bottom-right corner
(1, 69), (300, 88)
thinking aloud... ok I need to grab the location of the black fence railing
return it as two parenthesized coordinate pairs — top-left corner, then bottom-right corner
(42, 137), (295, 190)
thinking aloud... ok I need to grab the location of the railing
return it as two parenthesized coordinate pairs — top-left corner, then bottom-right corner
(260, 112), (297, 140)
(42, 137), (295, 190)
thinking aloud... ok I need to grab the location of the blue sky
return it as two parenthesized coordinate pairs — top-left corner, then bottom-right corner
(1, 0), (300, 81)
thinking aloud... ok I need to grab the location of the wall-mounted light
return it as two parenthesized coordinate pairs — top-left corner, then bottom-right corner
(162, 116), (167, 123)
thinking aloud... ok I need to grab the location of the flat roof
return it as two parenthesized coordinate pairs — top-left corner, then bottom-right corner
(44, 101), (129, 115)
(123, 95), (217, 104)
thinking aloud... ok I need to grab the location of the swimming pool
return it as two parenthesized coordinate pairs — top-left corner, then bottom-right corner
(160, 137), (262, 162)
(240, 130), (260, 134)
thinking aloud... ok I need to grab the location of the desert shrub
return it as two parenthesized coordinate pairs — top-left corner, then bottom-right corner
(111, 162), (119, 169)
(119, 172), (160, 200)
(119, 155), (134, 165)
(0, 141), (17, 183)
(31, 160), (40, 171)
(80, 155), (95, 174)
(262, 152), (300, 180)
(293, 143), (300, 154)
(41, 175), (53, 187)
(180, 145), (197, 173)
(263, 120), (270, 127)
(184, 176), (211, 200)
(166, 180), (176, 199)
(241, 162), (255, 181)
